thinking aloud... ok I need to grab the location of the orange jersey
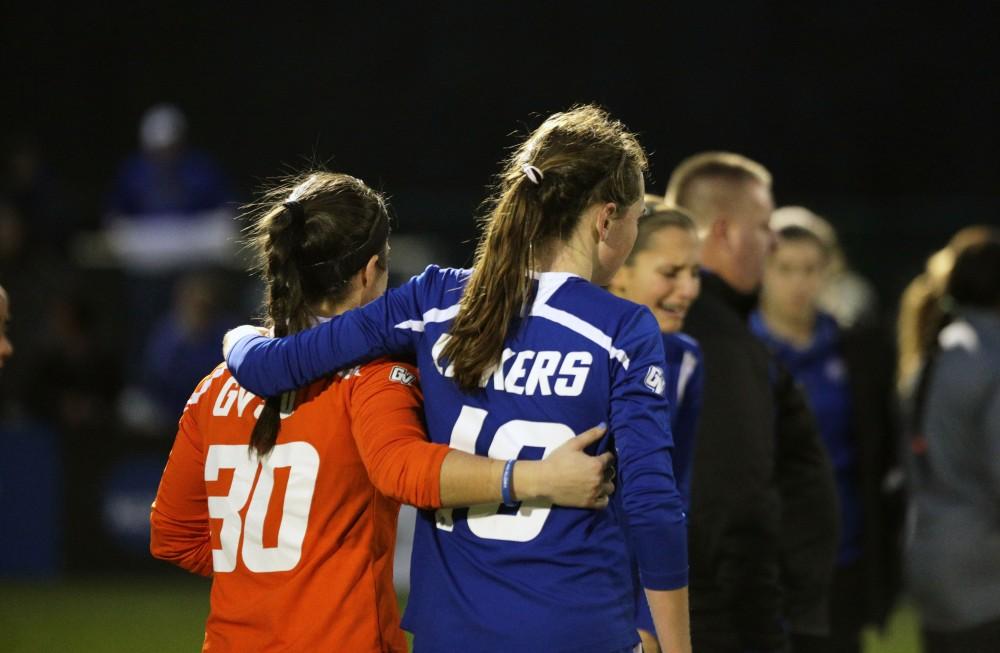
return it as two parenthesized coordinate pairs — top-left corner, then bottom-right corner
(150, 359), (450, 652)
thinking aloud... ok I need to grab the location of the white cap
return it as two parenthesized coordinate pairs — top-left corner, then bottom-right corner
(771, 205), (837, 248)
(140, 103), (187, 150)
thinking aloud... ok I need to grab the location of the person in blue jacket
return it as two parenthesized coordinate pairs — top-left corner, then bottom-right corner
(611, 205), (704, 653)
(224, 105), (691, 653)
(752, 223), (902, 653)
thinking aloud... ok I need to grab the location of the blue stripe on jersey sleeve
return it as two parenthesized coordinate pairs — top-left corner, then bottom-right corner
(226, 265), (451, 397)
(612, 307), (689, 590)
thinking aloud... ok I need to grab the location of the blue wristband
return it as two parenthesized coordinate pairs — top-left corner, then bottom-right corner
(501, 459), (517, 507)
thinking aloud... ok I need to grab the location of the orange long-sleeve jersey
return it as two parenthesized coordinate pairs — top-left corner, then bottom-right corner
(150, 358), (451, 652)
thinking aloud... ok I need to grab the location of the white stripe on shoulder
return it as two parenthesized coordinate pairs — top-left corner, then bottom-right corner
(676, 350), (698, 405)
(529, 274), (631, 370)
(395, 303), (461, 332)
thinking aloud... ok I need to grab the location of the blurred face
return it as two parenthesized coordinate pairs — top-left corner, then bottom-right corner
(761, 238), (828, 322)
(594, 176), (646, 286)
(614, 226), (701, 332)
(725, 181), (774, 292)
(0, 289), (12, 367)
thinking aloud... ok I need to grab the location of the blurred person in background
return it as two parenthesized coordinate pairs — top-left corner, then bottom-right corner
(106, 104), (235, 245)
(611, 205), (702, 508)
(666, 152), (838, 653)
(896, 225), (999, 395)
(129, 271), (234, 434)
(770, 206), (879, 329)
(901, 237), (1000, 653)
(610, 206), (704, 653)
(151, 171), (613, 651)
(104, 103), (239, 377)
(752, 222), (903, 653)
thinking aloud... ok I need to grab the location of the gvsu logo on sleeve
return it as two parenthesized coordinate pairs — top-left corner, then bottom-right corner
(644, 365), (666, 396)
(389, 366), (416, 386)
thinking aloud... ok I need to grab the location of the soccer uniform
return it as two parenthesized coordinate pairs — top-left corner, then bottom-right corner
(227, 266), (689, 653)
(150, 358), (450, 653)
(660, 332), (704, 512)
(633, 332), (704, 635)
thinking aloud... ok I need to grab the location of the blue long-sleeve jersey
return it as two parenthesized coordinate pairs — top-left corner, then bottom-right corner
(227, 266), (688, 653)
(633, 332), (703, 635)
(660, 332), (703, 511)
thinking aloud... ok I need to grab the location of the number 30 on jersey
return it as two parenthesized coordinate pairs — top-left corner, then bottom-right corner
(205, 442), (319, 573)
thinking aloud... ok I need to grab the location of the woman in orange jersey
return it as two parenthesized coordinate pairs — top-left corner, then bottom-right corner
(149, 172), (613, 652)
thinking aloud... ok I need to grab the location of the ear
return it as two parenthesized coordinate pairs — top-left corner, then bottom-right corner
(709, 217), (729, 245)
(359, 254), (382, 289)
(594, 202), (619, 242)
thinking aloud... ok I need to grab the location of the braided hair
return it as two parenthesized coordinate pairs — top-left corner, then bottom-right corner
(246, 172), (390, 456)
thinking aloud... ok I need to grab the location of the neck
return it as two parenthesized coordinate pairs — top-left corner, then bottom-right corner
(536, 231), (593, 280)
(761, 299), (816, 347)
(312, 291), (361, 320)
(700, 244), (750, 294)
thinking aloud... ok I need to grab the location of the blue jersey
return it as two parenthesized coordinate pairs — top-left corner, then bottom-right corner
(633, 332), (703, 635)
(227, 266), (688, 653)
(661, 332), (703, 511)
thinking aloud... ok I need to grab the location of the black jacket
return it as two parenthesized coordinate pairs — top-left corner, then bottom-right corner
(840, 326), (904, 627)
(772, 361), (839, 636)
(684, 272), (838, 652)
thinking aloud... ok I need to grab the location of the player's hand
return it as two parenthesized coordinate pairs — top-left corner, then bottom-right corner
(222, 324), (271, 360)
(537, 424), (614, 509)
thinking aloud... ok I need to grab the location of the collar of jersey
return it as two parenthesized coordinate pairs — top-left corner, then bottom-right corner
(530, 271), (583, 281)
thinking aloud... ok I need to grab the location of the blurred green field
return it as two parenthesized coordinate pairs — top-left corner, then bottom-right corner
(0, 576), (921, 652)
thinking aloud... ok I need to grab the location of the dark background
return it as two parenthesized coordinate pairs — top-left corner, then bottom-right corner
(3, 2), (999, 293)
(1, 1), (999, 580)
(0, 7), (995, 650)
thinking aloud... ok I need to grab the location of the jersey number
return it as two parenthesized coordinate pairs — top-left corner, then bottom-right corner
(205, 442), (320, 573)
(436, 406), (574, 542)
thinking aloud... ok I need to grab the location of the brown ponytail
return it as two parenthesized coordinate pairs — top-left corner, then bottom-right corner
(440, 105), (647, 391)
(245, 172), (390, 456)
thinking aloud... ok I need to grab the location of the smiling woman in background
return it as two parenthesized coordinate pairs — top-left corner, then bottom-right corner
(610, 205), (703, 653)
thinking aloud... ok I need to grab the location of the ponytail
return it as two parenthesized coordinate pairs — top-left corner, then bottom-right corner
(249, 201), (310, 457)
(442, 181), (546, 390)
(440, 105), (646, 392)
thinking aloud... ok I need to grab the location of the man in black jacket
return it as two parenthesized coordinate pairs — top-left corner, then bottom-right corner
(664, 153), (838, 652)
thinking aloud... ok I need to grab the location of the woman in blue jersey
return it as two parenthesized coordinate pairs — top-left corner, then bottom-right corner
(610, 206), (703, 653)
(225, 105), (690, 653)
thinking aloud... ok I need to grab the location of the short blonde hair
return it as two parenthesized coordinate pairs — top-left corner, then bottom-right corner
(664, 151), (771, 221)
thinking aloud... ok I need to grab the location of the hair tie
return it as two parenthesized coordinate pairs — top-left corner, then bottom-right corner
(521, 164), (544, 185)
(283, 199), (305, 223)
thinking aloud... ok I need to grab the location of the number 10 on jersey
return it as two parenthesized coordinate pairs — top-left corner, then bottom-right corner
(436, 406), (574, 542)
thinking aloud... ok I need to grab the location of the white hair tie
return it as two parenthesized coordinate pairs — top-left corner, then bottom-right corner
(521, 164), (544, 185)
